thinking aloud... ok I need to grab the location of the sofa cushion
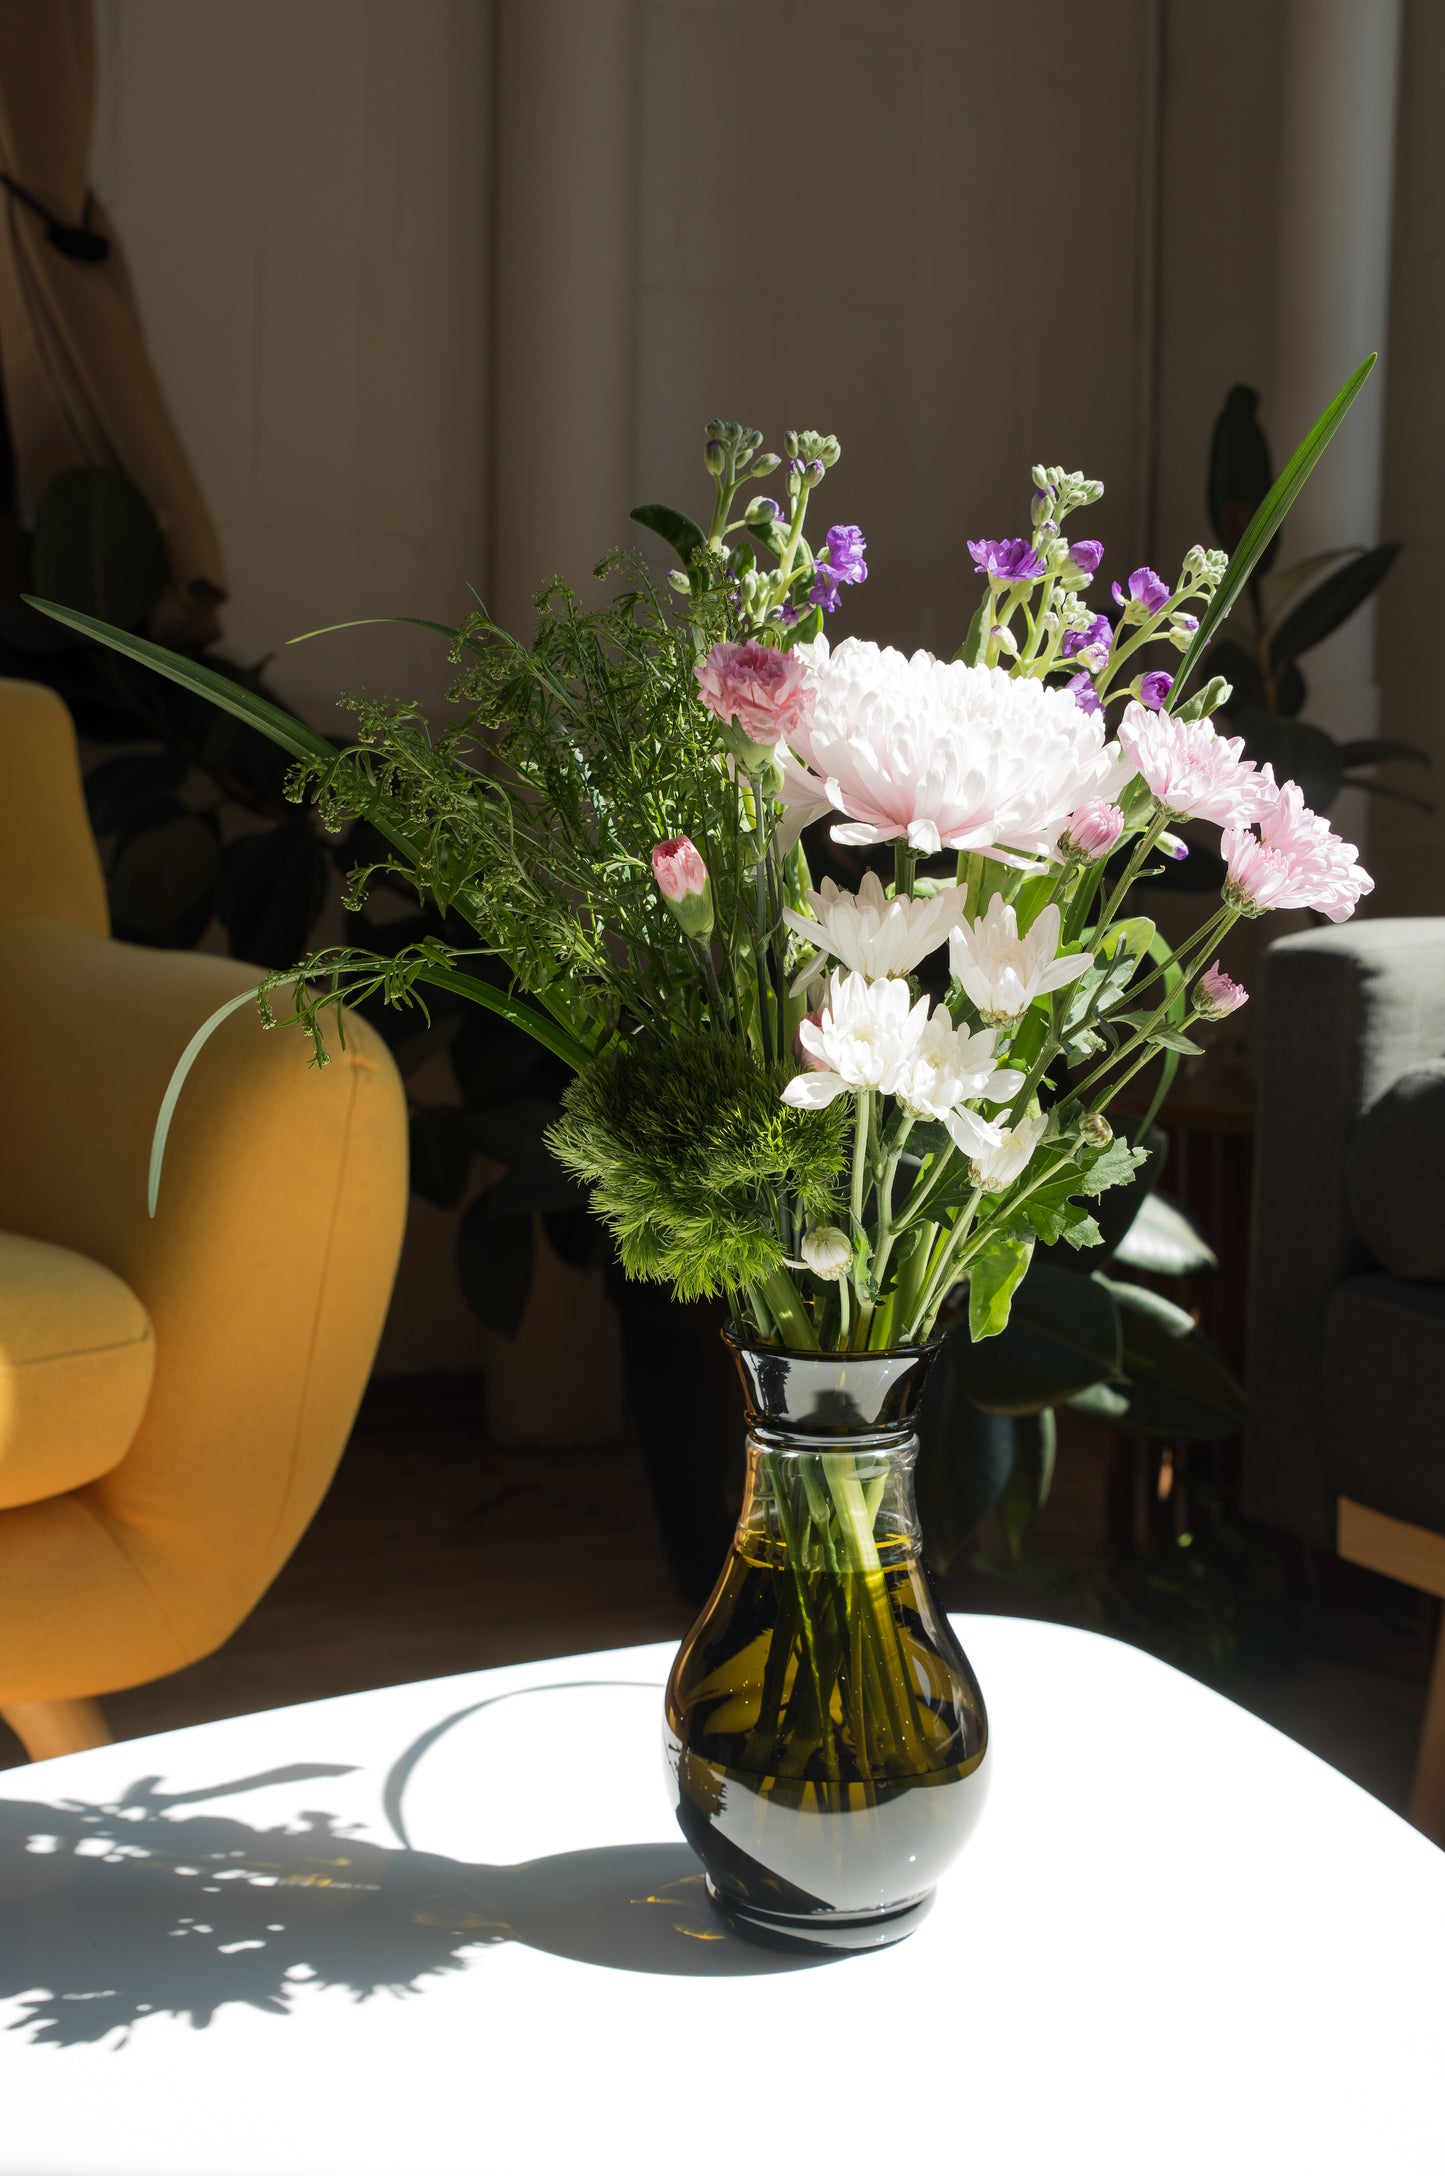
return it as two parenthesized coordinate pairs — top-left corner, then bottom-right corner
(1345, 1061), (1445, 1281)
(0, 1230), (154, 1510)
(1323, 1274), (1445, 1534)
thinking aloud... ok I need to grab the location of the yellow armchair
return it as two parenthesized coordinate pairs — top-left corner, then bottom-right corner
(0, 681), (408, 1761)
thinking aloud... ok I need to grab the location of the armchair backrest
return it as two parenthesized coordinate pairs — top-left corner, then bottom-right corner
(0, 680), (107, 935)
(1245, 919), (1445, 1541)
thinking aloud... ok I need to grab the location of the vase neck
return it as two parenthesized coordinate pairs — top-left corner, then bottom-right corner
(724, 1329), (939, 1449)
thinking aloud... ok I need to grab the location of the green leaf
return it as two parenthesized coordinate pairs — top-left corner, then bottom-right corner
(967, 1231), (1034, 1341)
(412, 964), (593, 1073)
(993, 1408), (1057, 1565)
(149, 980), (293, 1215)
(456, 1188), (535, 1336)
(950, 1259), (1122, 1414)
(1270, 541), (1399, 668)
(465, 1097), (564, 1166)
(1175, 354), (1377, 702)
(1259, 548), (1358, 632)
(1337, 737), (1430, 770)
(1076, 1137), (1149, 1198)
(1207, 385), (1274, 554)
(629, 503), (710, 569)
(1068, 1276), (1245, 1438)
(1147, 1026), (1205, 1056)
(24, 601), (332, 765)
(1112, 1190), (1218, 1277)
(109, 802), (221, 949)
(1022, 1192), (1100, 1249)
(956, 594), (990, 666)
(84, 748), (189, 835)
(1225, 709), (1344, 813)
(408, 1106), (474, 1209)
(916, 1344), (1020, 1572)
(31, 467), (169, 631)
(219, 819), (328, 969)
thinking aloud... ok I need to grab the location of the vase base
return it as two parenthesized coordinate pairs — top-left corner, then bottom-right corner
(704, 1877), (934, 1953)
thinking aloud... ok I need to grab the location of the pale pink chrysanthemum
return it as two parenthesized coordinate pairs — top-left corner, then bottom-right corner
(779, 636), (1118, 862)
(1059, 797), (1125, 861)
(1194, 961), (1248, 1019)
(1116, 700), (1276, 826)
(1221, 781), (1373, 923)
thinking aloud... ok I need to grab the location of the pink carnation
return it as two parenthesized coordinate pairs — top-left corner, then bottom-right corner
(1116, 701), (1277, 827)
(1221, 782), (1374, 923)
(651, 835), (708, 903)
(695, 639), (812, 747)
(1194, 961), (1248, 1019)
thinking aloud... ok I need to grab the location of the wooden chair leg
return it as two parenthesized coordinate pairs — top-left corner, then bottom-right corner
(1408, 1617), (1445, 1847)
(1, 1697), (113, 1764)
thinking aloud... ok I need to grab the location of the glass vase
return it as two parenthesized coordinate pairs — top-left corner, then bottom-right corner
(664, 1331), (989, 1952)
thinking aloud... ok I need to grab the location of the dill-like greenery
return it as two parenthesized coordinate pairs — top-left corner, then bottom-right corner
(549, 1032), (848, 1302)
(285, 558), (773, 1057)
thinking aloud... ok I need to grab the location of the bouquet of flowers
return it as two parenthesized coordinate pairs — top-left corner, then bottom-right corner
(31, 358), (1378, 1942)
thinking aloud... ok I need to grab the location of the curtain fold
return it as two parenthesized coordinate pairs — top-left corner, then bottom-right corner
(0, 0), (225, 643)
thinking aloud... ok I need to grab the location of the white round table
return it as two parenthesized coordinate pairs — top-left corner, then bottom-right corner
(0, 1617), (1441, 2174)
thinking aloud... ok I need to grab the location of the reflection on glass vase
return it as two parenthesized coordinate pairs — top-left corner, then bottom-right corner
(664, 1331), (989, 1952)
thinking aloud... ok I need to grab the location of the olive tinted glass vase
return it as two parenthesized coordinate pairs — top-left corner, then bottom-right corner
(664, 1332), (989, 1952)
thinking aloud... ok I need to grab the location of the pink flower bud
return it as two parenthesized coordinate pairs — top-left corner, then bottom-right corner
(1193, 961), (1248, 1020)
(1061, 798), (1125, 861)
(651, 836), (714, 941)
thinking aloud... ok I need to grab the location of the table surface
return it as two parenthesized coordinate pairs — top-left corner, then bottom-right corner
(1, 1616), (1442, 2176)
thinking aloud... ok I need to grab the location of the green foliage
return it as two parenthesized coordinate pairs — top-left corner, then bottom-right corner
(549, 1031), (848, 1301)
(967, 1231), (1034, 1340)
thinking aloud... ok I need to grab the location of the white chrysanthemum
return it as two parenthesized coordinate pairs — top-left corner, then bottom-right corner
(891, 1009), (1024, 1126)
(965, 1111), (1049, 1191)
(783, 871), (959, 990)
(780, 969), (930, 1107)
(780, 636), (1119, 862)
(948, 897), (1092, 1026)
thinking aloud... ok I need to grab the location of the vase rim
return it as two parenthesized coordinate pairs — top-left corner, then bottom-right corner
(722, 1325), (944, 1363)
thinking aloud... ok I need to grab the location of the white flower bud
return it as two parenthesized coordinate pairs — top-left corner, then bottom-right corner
(801, 1224), (853, 1281)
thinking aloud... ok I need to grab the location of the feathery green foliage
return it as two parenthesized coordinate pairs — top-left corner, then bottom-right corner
(549, 1031), (848, 1301)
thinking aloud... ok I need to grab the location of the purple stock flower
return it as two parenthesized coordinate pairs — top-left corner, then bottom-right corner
(1138, 670), (1174, 711)
(809, 563), (845, 614)
(752, 497), (781, 523)
(1061, 613), (1112, 662)
(968, 536), (1045, 581)
(777, 602), (801, 627)
(1069, 539), (1105, 575)
(824, 523), (868, 584)
(1112, 565), (1172, 617)
(1066, 672), (1102, 717)
(1173, 612), (1199, 634)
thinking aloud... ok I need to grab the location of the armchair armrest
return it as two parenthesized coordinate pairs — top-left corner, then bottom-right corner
(0, 916), (407, 1701)
(1244, 919), (1445, 1543)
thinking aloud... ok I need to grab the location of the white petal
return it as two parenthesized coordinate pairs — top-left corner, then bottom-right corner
(980, 1067), (1027, 1102)
(1036, 950), (1093, 993)
(944, 1105), (1003, 1156)
(781, 1071), (848, 1108)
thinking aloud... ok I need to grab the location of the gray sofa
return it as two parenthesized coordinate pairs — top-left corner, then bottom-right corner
(1244, 919), (1445, 1838)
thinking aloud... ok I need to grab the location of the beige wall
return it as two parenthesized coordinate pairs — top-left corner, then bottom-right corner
(1374, 0), (1445, 917)
(91, 0), (491, 718)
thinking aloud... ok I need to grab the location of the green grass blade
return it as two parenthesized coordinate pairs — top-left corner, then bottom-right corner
(286, 614), (491, 662)
(24, 599), (336, 765)
(21, 597), (425, 866)
(412, 963), (595, 1071)
(1172, 353), (1378, 702)
(149, 981), (291, 1216)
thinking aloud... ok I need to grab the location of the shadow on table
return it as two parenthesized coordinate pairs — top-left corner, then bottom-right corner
(0, 1713), (837, 2047)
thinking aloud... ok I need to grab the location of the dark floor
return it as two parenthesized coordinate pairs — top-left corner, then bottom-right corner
(0, 1376), (1434, 1830)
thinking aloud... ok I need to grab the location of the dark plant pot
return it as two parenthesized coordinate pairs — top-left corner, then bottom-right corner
(663, 1331), (990, 1953)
